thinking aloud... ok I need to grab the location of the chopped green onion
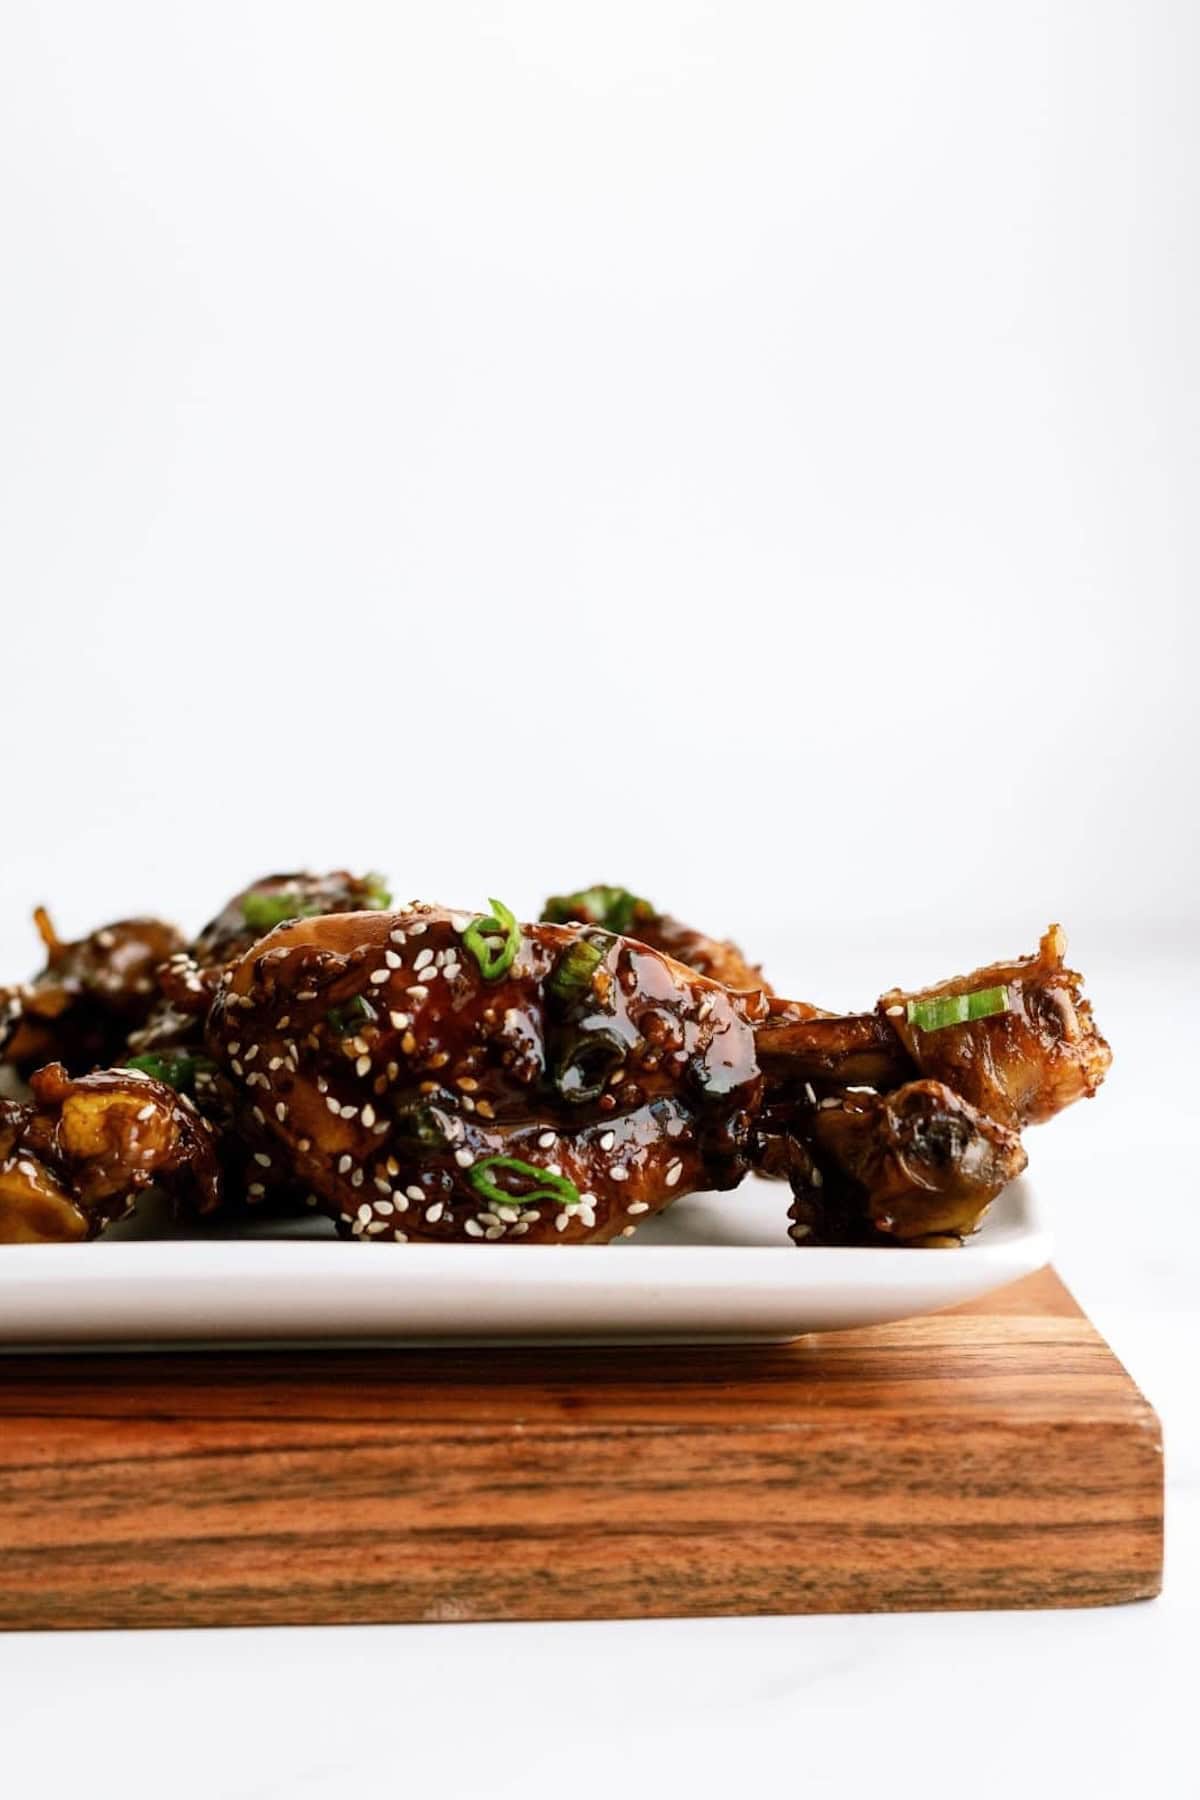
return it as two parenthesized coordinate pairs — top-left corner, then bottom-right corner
(548, 936), (607, 1000)
(242, 890), (318, 931)
(462, 897), (521, 981)
(542, 885), (654, 936)
(467, 1155), (580, 1210)
(326, 995), (377, 1035)
(125, 1051), (215, 1093)
(554, 1029), (626, 1104)
(907, 985), (1009, 1034)
(362, 872), (392, 911)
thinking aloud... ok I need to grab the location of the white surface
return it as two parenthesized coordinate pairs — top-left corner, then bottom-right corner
(0, 0), (1196, 951)
(0, 1179), (1050, 1346)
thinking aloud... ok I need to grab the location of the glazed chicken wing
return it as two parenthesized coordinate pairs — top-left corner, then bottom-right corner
(206, 902), (763, 1243)
(0, 1063), (220, 1242)
(877, 924), (1111, 1130)
(1, 910), (185, 1079)
(542, 885), (771, 993)
(781, 1080), (1028, 1246)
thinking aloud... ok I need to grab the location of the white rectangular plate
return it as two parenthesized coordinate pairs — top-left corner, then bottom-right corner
(0, 1176), (1050, 1347)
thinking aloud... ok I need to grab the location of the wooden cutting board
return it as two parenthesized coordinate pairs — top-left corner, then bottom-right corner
(0, 1267), (1162, 1630)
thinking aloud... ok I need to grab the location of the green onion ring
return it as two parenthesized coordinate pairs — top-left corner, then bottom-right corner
(907, 984), (1009, 1034)
(467, 1155), (580, 1210)
(462, 897), (521, 981)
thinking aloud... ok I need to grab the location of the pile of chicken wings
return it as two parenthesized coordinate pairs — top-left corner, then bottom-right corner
(0, 876), (1110, 1247)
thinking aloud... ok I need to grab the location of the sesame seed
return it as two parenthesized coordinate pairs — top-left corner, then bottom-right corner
(537, 1130), (556, 1148)
(338, 1155), (353, 1174)
(887, 1004), (905, 1017)
(385, 950), (402, 969)
(275, 1102), (288, 1122)
(485, 1224), (504, 1240)
(392, 1191), (409, 1210)
(351, 1169), (364, 1187)
(454, 1148), (474, 1168)
(599, 1130), (615, 1151)
(268, 1057), (284, 1071)
(230, 1059), (244, 1077)
(375, 1176), (392, 1194)
(326, 1096), (341, 1114)
(248, 1183), (265, 1198)
(406, 1185), (424, 1203)
(357, 1203), (372, 1223)
(665, 1160), (683, 1187)
(407, 922), (427, 935)
(511, 1221), (530, 1236)
(136, 1104), (155, 1122)
(804, 1082), (817, 1106)
(628, 1201), (650, 1214)
(366, 1220), (387, 1234)
(356, 1055), (371, 1077)
(361, 1103), (376, 1128)
(464, 1218), (484, 1237)
(228, 1042), (241, 1056)
(406, 986), (429, 1002)
(376, 1198), (394, 1216)
(369, 969), (390, 985)
(245, 1045), (259, 1062)
(610, 1165), (629, 1182)
(425, 1201), (444, 1224)
(389, 929), (407, 947)
(298, 1137), (311, 1153)
(392, 1228), (409, 1242)
(340, 1104), (358, 1119)
(819, 1097), (841, 1110)
(812, 1169), (825, 1188)
(254, 1152), (272, 1168)
(457, 1077), (478, 1092)
(555, 1212), (570, 1232)
(389, 1011), (410, 1030)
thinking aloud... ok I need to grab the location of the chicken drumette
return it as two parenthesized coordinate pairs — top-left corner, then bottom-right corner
(195, 904), (1107, 1248)
(205, 902), (763, 1243)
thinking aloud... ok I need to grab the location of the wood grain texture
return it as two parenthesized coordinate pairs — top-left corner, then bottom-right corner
(0, 1268), (1163, 1630)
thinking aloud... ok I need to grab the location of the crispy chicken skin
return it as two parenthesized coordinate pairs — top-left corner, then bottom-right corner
(207, 905), (763, 1243)
(542, 885), (771, 993)
(0, 1064), (220, 1242)
(1, 911), (185, 1078)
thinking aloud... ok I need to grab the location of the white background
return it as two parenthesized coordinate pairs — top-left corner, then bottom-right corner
(0, 4), (1197, 1797)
